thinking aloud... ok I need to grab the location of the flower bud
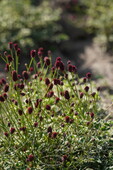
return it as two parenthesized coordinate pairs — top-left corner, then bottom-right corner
(22, 71), (29, 80)
(27, 107), (33, 114)
(30, 50), (36, 58)
(64, 90), (70, 100)
(44, 57), (50, 66)
(4, 84), (9, 92)
(12, 70), (18, 81)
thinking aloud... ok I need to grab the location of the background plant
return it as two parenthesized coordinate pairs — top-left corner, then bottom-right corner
(0, 0), (68, 54)
(81, 0), (113, 50)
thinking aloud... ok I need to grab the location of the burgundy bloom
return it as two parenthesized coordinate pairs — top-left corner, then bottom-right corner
(61, 155), (68, 162)
(75, 112), (78, 116)
(45, 78), (50, 86)
(80, 92), (84, 98)
(34, 122), (38, 127)
(83, 77), (87, 83)
(20, 127), (26, 131)
(29, 67), (34, 72)
(64, 90), (70, 100)
(87, 122), (90, 126)
(91, 92), (96, 97)
(38, 47), (44, 57)
(27, 154), (34, 162)
(1, 78), (6, 84)
(4, 84), (9, 92)
(8, 42), (13, 49)
(0, 95), (5, 102)
(59, 61), (65, 71)
(10, 127), (15, 134)
(84, 86), (89, 92)
(44, 57), (50, 66)
(3, 93), (7, 99)
(4, 132), (9, 137)
(19, 83), (24, 89)
(46, 105), (51, 110)
(7, 55), (13, 62)
(18, 109), (23, 116)
(17, 48), (21, 56)
(5, 63), (10, 72)
(12, 70), (18, 81)
(68, 64), (73, 72)
(47, 91), (54, 98)
(27, 107), (33, 114)
(49, 83), (53, 90)
(56, 57), (61, 61)
(97, 87), (101, 91)
(55, 97), (60, 104)
(51, 132), (58, 138)
(30, 50), (36, 58)
(90, 112), (94, 119)
(47, 126), (52, 133)
(65, 116), (70, 123)
(13, 43), (18, 50)
(86, 72), (91, 79)
(22, 71), (29, 80)
(55, 60), (60, 68)
(53, 78), (60, 85)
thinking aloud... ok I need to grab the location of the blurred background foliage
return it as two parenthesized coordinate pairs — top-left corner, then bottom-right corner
(0, 0), (113, 53)
(0, 0), (68, 54)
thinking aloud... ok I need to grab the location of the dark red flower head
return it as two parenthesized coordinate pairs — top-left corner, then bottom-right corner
(34, 122), (38, 127)
(90, 112), (94, 119)
(12, 70), (18, 81)
(80, 92), (84, 98)
(0, 95), (5, 102)
(46, 105), (51, 110)
(22, 71), (29, 80)
(84, 86), (89, 92)
(61, 155), (68, 162)
(51, 132), (58, 138)
(44, 57), (50, 66)
(7, 55), (13, 62)
(86, 72), (91, 79)
(45, 78), (50, 86)
(27, 154), (34, 162)
(30, 50), (36, 58)
(4, 132), (9, 137)
(8, 42), (13, 49)
(64, 90), (70, 100)
(27, 106), (33, 114)
(83, 77), (87, 83)
(4, 84), (9, 92)
(47, 126), (52, 133)
(56, 57), (61, 61)
(1, 78), (6, 84)
(5, 63), (10, 72)
(64, 116), (70, 123)
(10, 127), (15, 134)
(17, 48), (21, 56)
(38, 47), (44, 57)
(13, 43), (18, 51)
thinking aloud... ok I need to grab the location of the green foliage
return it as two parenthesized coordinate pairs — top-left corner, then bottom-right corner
(81, 0), (113, 48)
(0, 0), (67, 52)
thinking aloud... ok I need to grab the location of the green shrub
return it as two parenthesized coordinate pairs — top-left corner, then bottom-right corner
(81, 0), (113, 49)
(0, 0), (67, 53)
(0, 43), (113, 169)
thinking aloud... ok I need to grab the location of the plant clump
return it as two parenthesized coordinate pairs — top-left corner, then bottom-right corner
(0, 42), (113, 169)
